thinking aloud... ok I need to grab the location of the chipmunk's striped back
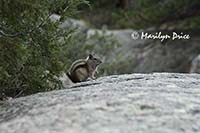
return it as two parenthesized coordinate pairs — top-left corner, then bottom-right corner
(67, 54), (102, 83)
(68, 59), (88, 74)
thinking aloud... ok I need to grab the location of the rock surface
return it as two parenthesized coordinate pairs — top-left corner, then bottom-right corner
(0, 73), (200, 133)
(51, 16), (200, 74)
(98, 29), (200, 73)
(74, 24), (200, 74)
(190, 55), (200, 73)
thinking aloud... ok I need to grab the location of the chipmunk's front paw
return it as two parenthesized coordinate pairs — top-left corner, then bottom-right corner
(92, 77), (97, 80)
(90, 75), (97, 80)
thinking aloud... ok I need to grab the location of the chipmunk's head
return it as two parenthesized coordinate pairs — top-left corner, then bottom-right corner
(86, 54), (102, 67)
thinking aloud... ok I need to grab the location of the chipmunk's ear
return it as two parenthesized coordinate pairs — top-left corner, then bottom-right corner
(86, 54), (93, 60)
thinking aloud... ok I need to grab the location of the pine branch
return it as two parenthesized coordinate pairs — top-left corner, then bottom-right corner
(0, 30), (23, 37)
(0, 13), (52, 38)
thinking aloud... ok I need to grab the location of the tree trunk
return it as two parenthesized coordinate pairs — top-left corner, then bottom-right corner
(116, 0), (129, 9)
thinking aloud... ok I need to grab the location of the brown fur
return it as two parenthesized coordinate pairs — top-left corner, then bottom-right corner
(67, 54), (102, 83)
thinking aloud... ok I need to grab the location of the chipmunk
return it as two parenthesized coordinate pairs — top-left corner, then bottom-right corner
(67, 54), (102, 83)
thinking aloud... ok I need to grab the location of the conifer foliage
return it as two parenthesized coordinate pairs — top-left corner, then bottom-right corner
(0, 0), (88, 99)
